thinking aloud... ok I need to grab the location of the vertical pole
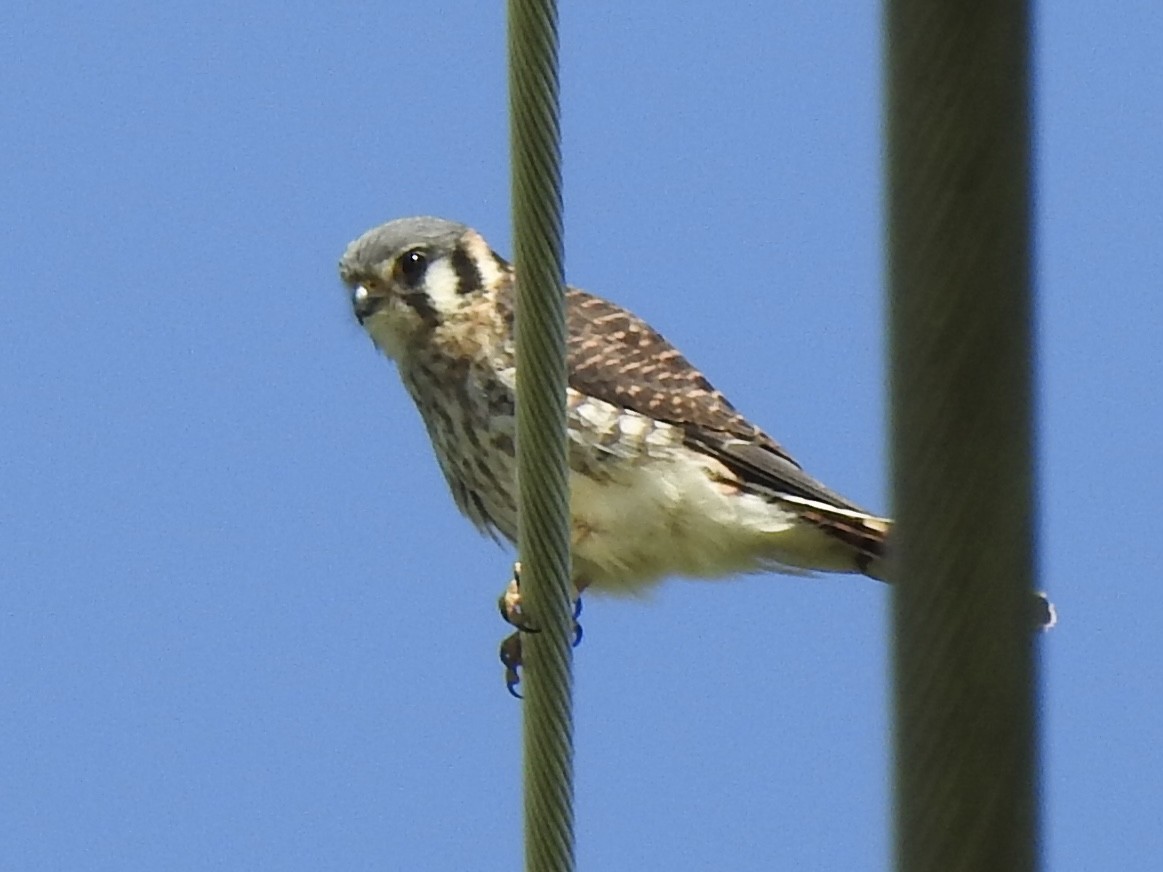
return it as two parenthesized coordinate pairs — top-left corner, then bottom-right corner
(887, 2), (1041, 870)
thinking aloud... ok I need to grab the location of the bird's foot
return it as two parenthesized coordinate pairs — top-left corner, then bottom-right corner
(497, 565), (537, 633)
(497, 562), (584, 698)
(499, 631), (524, 698)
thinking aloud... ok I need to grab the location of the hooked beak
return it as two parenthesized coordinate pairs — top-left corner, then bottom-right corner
(351, 284), (377, 324)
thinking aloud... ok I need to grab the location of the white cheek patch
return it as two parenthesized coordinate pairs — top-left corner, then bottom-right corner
(421, 257), (462, 313)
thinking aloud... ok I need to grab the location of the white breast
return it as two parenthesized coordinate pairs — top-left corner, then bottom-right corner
(569, 447), (804, 594)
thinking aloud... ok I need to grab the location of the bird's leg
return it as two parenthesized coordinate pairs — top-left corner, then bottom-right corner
(497, 562), (585, 697)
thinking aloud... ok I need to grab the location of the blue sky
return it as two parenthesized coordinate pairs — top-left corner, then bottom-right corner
(2, 2), (1159, 870)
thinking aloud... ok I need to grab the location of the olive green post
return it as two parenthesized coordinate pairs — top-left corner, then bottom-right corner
(887, 2), (1041, 871)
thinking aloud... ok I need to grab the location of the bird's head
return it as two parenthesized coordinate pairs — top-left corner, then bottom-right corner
(338, 216), (509, 361)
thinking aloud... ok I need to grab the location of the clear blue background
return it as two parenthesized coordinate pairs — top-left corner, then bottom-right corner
(3, 2), (1159, 870)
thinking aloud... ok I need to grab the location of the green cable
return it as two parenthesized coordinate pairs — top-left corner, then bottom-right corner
(507, 1), (575, 870)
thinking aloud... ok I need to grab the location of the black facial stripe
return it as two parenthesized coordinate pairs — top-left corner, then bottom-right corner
(450, 243), (482, 295)
(401, 291), (440, 327)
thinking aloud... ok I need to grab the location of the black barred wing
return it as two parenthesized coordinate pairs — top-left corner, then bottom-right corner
(564, 288), (875, 516)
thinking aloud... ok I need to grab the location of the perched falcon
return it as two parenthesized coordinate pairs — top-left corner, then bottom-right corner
(339, 216), (892, 597)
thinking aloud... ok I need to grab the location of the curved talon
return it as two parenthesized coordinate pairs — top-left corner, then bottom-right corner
(506, 674), (523, 699)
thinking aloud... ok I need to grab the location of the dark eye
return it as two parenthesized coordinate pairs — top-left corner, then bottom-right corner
(397, 249), (428, 286)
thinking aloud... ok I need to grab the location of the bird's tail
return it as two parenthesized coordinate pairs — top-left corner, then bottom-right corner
(788, 500), (1056, 629)
(771, 493), (892, 579)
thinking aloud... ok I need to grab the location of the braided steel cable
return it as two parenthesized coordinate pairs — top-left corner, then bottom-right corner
(507, 1), (574, 870)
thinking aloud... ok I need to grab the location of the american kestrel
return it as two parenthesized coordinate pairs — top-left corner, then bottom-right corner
(338, 216), (1047, 686)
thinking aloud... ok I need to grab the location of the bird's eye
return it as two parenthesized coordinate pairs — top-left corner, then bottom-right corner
(397, 249), (429, 287)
